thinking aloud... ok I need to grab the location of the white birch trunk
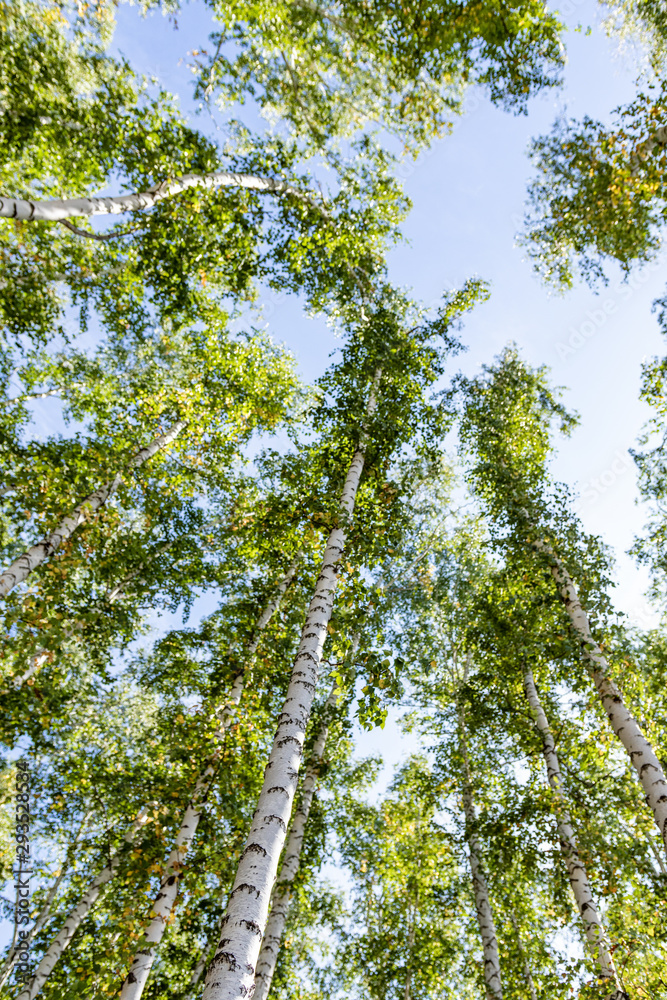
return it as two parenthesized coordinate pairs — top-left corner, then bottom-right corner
(16, 808), (151, 1000)
(0, 875), (58, 990)
(118, 560), (300, 1000)
(532, 539), (667, 855)
(0, 421), (185, 598)
(523, 668), (617, 980)
(253, 680), (338, 1000)
(458, 703), (503, 1000)
(202, 372), (381, 1000)
(0, 173), (313, 222)
(0, 811), (91, 988)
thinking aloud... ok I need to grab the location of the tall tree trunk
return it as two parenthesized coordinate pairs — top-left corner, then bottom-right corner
(201, 371), (381, 1000)
(532, 538), (667, 855)
(0, 172), (317, 222)
(0, 812), (90, 988)
(458, 695), (503, 1000)
(523, 668), (617, 981)
(16, 808), (152, 1000)
(404, 916), (415, 1000)
(117, 558), (300, 1000)
(253, 679), (338, 1000)
(508, 910), (537, 1000)
(0, 421), (186, 598)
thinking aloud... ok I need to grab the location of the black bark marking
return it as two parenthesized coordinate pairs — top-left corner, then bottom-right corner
(211, 950), (241, 970)
(263, 814), (287, 831)
(240, 919), (262, 935)
(241, 843), (268, 858)
(276, 736), (302, 749)
(232, 883), (261, 899)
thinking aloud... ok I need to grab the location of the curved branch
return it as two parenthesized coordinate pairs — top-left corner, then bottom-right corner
(0, 171), (324, 223)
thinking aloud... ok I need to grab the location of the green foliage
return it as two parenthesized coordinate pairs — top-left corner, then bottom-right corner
(195, 0), (565, 151)
(522, 86), (667, 288)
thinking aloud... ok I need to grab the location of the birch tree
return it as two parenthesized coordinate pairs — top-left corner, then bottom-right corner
(521, 81), (667, 288)
(117, 557), (301, 1000)
(458, 348), (667, 857)
(458, 699), (504, 1000)
(522, 667), (619, 985)
(253, 679), (339, 1000)
(199, 282), (484, 1000)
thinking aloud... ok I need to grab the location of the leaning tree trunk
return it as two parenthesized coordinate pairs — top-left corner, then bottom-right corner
(523, 667), (617, 981)
(0, 810), (89, 990)
(201, 371), (381, 1000)
(458, 701), (503, 1000)
(532, 538), (667, 855)
(16, 808), (152, 1000)
(0, 171), (317, 222)
(0, 421), (186, 598)
(253, 679), (339, 1000)
(118, 558), (301, 1000)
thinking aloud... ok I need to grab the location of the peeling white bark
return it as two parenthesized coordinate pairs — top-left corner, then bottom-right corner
(523, 668), (616, 980)
(253, 680), (338, 1000)
(0, 172), (316, 223)
(532, 539), (667, 856)
(16, 808), (152, 1000)
(0, 421), (186, 598)
(118, 560), (300, 1000)
(458, 701), (503, 1000)
(201, 372), (381, 1000)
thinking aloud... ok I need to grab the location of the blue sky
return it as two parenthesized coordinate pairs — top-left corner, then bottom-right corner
(107, 0), (666, 633)
(17, 0), (665, 787)
(50, 0), (656, 776)
(4, 0), (663, 967)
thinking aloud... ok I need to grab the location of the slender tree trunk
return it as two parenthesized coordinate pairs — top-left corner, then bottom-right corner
(523, 668), (617, 981)
(458, 697), (503, 1000)
(508, 910), (537, 1000)
(118, 559), (300, 1000)
(0, 172), (316, 222)
(404, 919), (415, 1000)
(201, 372), (381, 1000)
(16, 808), (151, 1000)
(532, 539), (667, 855)
(0, 813), (90, 988)
(0, 421), (186, 598)
(253, 679), (338, 1000)
(190, 917), (224, 992)
(647, 835), (667, 877)
(4, 390), (62, 405)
